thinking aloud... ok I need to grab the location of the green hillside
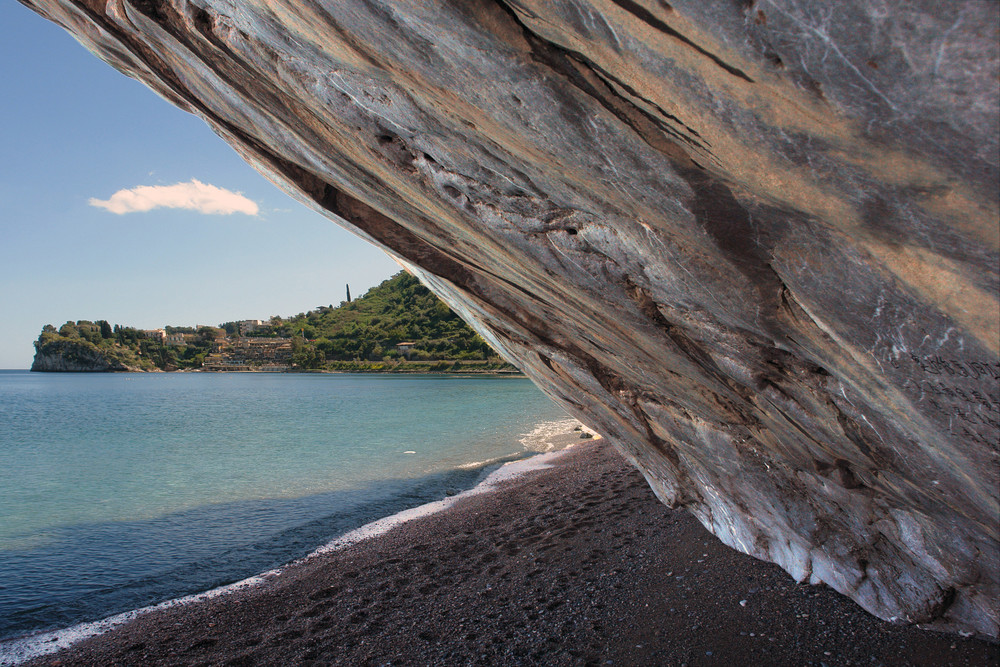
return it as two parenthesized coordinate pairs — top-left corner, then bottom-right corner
(32, 272), (517, 373)
(243, 272), (496, 366)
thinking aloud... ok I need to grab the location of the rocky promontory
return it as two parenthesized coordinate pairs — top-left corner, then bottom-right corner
(31, 336), (143, 372)
(21, 0), (999, 638)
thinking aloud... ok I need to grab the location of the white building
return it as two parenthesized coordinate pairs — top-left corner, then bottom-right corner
(236, 319), (266, 335)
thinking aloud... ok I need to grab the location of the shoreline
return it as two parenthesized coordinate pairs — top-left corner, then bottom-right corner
(0, 428), (589, 666)
(8, 442), (997, 666)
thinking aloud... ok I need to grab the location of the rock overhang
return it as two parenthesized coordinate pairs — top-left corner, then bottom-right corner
(20, 0), (999, 638)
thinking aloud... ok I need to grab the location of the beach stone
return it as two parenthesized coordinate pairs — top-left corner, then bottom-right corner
(20, 0), (998, 639)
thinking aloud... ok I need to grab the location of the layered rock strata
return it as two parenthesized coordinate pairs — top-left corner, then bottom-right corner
(21, 0), (999, 637)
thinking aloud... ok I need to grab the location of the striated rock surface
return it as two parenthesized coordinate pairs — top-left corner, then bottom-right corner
(21, 0), (999, 637)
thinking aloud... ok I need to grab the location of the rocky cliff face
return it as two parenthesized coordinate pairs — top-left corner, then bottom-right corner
(31, 340), (139, 372)
(21, 0), (998, 638)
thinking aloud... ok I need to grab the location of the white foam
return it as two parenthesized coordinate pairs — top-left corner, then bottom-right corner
(0, 443), (582, 666)
(0, 568), (283, 666)
(455, 453), (518, 470)
(308, 445), (577, 555)
(518, 417), (592, 452)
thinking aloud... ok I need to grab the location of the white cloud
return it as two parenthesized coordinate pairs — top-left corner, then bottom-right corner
(89, 179), (259, 215)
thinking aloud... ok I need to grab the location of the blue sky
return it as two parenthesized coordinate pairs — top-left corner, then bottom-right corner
(0, 3), (400, 368)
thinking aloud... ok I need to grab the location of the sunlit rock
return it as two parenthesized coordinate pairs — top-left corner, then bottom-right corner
(22, 0), (998, 638)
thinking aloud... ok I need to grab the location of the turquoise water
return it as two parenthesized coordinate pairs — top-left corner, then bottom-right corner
(0, 371), (570, 640)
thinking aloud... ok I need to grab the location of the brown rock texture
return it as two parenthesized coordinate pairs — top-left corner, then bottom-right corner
(20, 0), (999, 638)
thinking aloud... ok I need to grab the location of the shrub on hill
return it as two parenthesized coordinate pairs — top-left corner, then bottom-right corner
(253, 272), (501, 363)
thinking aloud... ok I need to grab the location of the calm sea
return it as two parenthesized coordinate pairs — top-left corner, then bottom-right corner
(0, 370), (571, 641)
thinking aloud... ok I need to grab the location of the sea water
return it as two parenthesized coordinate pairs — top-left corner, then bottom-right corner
(0, 370), (572, 642)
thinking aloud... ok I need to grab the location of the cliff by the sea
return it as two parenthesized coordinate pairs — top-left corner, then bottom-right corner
(31, 336), (142, 372)
(31, 321), (207, 372)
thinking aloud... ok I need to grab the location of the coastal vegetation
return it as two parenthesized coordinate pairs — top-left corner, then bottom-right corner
(32, 321), (217, 372)
(31, 272), (517, 373)
(235, 272), (496, 366)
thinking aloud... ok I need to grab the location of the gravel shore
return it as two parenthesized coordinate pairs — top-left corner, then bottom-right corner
(24, 441), (997, 666)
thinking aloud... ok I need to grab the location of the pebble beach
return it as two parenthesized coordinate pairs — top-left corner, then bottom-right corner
(19, 441), (998, 666)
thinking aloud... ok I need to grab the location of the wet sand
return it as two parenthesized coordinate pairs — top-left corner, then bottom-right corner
(24, 441), (997, 666)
